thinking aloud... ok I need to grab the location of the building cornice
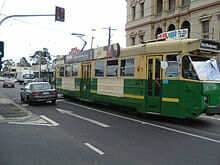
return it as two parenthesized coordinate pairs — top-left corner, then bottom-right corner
(126, 1), (220, 31)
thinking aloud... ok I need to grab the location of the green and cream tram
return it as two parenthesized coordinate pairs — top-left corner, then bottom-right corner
(56, 38), (220, 119)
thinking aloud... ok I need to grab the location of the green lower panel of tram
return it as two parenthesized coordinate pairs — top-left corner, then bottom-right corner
(56, 77), (220, 118)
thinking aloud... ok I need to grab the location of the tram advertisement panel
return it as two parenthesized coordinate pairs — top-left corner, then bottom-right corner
(64, 49), (94, 64)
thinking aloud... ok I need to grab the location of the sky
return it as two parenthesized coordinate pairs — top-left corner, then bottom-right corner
(0, 0), (126, 62)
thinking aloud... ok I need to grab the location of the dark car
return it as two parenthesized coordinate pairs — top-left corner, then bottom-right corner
(20, 82), (57, 105)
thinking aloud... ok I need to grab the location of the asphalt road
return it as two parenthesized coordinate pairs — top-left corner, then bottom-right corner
(0, 82), (220, 165)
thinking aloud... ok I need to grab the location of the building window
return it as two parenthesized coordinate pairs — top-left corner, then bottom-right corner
(168, 0), (175, 11)
(132, 6), (136, 20)
(181, 21), (191, 38)
(182, 0), (190, 7)
(131, 37), (135, 45)
(139, 35), (144, 43)
(65, 65), (72, 77)
(155, 27), (163, 39)
(120, 58), (135, 77)
(201, 20), (209, 39)
(95, 60), (105, 77)
(157, 0), (163, 16)
(140, 3), (144, 17)
(167, 24), (175, 31)
(72, 64), (79, 77)
(106, 60), (118, 77)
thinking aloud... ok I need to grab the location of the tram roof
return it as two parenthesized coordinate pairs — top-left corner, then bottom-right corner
(120, 39), (219, 57)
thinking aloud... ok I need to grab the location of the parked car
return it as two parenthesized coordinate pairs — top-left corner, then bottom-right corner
(2, 78), (15, 88)
(20, 82), (57, 105)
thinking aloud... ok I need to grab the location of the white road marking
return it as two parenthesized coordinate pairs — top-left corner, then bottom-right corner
(60, 101), (147, 124)
(60, 100), (220, 144)
(40, 115), (59, 126)
(56, 108), (110, 128)
(56, 99), (65, 102)
(8, 115), (59, 127)
(84, 143), (104, 155)
(200, 115), (220, 121)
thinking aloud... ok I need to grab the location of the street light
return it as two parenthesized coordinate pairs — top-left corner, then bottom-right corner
(71, 33), (87, 51)
(90, 29), (96, 49)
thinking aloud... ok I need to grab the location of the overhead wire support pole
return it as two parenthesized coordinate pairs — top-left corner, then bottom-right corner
(0, 14), (55, 26)
(103, 26), (117, 46)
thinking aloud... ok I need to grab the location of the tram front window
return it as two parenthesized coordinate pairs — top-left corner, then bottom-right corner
(182, 56), (220, 81)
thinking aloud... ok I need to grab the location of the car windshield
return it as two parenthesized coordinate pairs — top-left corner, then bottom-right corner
(31, 83), (51, 91)
(191, 56), (220, 81)
(23, 74), (34, 79)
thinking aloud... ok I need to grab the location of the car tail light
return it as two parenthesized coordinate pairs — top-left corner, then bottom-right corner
(51, 91), (57, 96)
(32, 92), (40, 96)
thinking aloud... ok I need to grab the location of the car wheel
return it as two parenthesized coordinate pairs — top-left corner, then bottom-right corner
(51, 100), (56, 104)
(26, 97), (32, 105)
(20, 95), (24, 103)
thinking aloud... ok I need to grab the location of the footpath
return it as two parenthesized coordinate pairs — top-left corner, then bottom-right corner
(0, 98), (32, 122)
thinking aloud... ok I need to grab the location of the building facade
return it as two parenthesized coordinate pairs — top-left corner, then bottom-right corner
(125, 0), (220, 46)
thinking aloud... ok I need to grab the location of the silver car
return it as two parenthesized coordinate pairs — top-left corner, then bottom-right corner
(2, 78), (15, 88)
(20, 82), (57, 105)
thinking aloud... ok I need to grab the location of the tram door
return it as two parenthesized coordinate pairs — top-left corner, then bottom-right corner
(146, 56), (162, 113)
(81, 63), (91, 99)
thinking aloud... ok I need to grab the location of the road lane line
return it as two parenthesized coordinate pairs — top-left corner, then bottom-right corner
(200, 116), (220, 121)
(40, 115), (59, 126)
(56, 108), (110, 128)
(60, 100), (220, 144)
(60, 101), (147, 124)
(84, 143), (104, 155)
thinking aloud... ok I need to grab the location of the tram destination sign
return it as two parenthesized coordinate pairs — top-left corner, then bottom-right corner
(200, 40), (220, 51)
(64, 49), (94, 64)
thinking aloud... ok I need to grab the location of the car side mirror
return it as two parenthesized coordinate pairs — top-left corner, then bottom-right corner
(20, 87), (24, 90)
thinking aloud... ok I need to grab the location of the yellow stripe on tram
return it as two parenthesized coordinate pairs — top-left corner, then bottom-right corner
(124, 94), (144, 100)
(90, 90), (97, 94)
(162, 97), (179, 103)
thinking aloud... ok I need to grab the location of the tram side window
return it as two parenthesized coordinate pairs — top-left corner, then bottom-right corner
(65, 65), (72, 77)
(95, 60), (105, 77)
(106, 60), (118, 77)
(72, 64), (79, 77)
(166, 55), (178, 77)
(120, 58), (135, 77)
(60, 66), (65, 77)
(182, 56), (198, 80)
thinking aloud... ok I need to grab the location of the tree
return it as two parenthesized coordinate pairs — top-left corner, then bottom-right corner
(17, 57), (31, 67)
(30, 48), (52, 79)
(2, 59), (15, 72)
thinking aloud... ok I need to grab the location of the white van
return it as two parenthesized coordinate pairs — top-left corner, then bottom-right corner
(16, 69), (35, 84)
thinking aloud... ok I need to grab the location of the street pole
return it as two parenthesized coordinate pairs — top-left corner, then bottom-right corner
(91, 36), (95, 49)
(103, 26), (117, 46)
(0, 14), (55, 26)
(39, 55), (41, 80)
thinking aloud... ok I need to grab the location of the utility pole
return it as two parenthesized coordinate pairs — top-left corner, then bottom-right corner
(103, 26), (117, 46)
